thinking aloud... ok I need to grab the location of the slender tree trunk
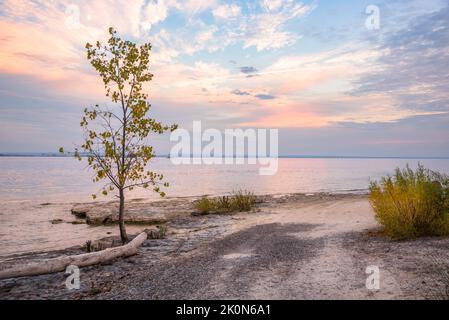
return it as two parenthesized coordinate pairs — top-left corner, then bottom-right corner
(119, 188), (128, 244)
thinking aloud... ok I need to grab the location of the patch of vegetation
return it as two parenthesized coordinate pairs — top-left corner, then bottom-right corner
(232, 189), (257, 211)
(194, 197), (217, 215)
(85, 240), (92, 253)
(85, 238), (121, 252)
(157, 224), (167, 239)
(369, 164), (449, 239)
(194, 190), (256, 215)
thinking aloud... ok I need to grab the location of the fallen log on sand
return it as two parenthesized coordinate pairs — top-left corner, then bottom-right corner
(0, 232), (147, 280)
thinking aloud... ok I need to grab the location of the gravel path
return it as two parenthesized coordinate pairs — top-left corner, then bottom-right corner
(1, 194), (449, 300)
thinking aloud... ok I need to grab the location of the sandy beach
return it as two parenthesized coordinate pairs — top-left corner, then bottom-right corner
(1, 193), (448, 300)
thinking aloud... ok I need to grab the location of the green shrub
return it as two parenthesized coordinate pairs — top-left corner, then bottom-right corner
(231, 189), (256, 211)
(369, 164), (449, 239)
(216, 195), (232, 211)
(194, 197), (217, 215)
(194, 190), (256, 215)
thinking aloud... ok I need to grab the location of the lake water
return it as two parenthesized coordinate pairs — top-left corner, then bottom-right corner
(1, 157), (449, 258)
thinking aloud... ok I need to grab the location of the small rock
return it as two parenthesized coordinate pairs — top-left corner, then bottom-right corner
(71, 205), (91, 218)
(71, 204), (169, 225)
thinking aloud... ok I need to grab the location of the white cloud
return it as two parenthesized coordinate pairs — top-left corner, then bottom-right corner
(195, 26), (218, 43)
(212, 4), (241, 19)
(142, 0), (169, 32)
(354, 4), (449, 113)
(239, 1), (316, 51)
(151, 23), (222, 63)
(260, 0), (283, 12)
(167, 0), (217, 16)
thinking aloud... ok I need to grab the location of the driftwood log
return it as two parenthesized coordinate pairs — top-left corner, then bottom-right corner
(0, 232), (147, 280)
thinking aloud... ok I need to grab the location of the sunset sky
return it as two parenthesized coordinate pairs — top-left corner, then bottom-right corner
(1, 0), (449, 156)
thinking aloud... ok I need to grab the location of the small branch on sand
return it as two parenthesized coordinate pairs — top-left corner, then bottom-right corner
(0, 232), (147, 280)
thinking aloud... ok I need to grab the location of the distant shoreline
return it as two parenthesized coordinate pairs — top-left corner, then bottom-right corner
(2, 153), (449, 160)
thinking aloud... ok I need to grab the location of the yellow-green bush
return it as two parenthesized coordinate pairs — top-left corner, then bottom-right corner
(231, 189), (256, 211)
(369, 164), (449, 239)
(194, 190), (256, 215)
(194, 197), (217, 215)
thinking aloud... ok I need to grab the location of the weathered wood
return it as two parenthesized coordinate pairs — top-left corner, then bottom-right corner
(0, 232), (147, 280)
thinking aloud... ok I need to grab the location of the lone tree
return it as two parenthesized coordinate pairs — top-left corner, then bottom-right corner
(62, 27), (177, 244)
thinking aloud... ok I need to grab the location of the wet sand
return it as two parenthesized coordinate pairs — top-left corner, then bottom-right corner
(1, 193), (449, 300)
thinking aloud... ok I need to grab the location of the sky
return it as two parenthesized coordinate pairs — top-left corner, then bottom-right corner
(1, 0), (449, 157)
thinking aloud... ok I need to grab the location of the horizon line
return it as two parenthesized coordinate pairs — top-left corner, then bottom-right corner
(1, 152), (449, 160)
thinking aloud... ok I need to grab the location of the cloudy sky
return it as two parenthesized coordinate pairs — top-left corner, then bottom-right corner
(1, 0), (449, 156)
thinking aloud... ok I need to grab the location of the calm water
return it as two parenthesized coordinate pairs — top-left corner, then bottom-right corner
(1, 157), (449, 258)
